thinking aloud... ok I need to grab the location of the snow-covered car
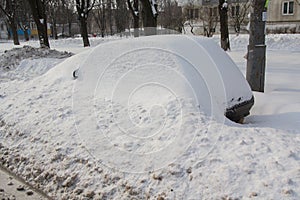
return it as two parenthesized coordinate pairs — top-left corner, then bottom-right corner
(72, 35), (254, 123)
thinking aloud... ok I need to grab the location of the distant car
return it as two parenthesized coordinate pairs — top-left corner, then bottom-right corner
(72, 35), (254, 123)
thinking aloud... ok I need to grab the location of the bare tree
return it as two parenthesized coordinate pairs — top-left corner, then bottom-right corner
(92, 0), (106, 37)
(229, 1), (250, 35)
(61, 0), (76, 37)
(0, 0), (20, 45)
(27, 0), (50, 48)
(127, 0), (139, 37)
(183, 0), (197, 35)
(75, 0), (96, 47)
(200, 6), (218, 37)
(219, 0), (230, 51)
(48, 0), (60, 39)
(159, 0), (184, 33)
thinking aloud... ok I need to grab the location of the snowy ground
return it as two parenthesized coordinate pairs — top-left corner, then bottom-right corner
(0, 35), (299, 200)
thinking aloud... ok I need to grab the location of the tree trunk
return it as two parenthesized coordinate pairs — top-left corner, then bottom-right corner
(9, 20), (20, 45)
(127, 0), (139, 37)
(53, 19), (58, 39)
(140, 0), (157, 36)
(246, 0), (266, 92)
(80, 17), (90, 47)
(108, 0), (113, 36)
(68, 21), (72, 37)
(27, 0), (50, 48)
(37, 18), (50, 48)
(219, 0), (230, 51)
(133, 14), (139, 37)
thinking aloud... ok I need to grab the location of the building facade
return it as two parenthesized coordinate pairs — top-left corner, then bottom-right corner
(183, 0), (300, 35)
(267, 0), (300, 33)
(182, 0), (250, 35)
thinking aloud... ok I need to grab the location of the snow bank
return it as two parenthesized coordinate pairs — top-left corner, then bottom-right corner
(0, 36), (122, 55)
(0, 45), (73, 70)
(0, 46), (73, 82)
(0, 34), (299, 199)
(212, 34), (300, 51)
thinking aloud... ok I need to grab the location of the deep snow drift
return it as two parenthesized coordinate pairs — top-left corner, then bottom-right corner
(0, 34), (299, 200)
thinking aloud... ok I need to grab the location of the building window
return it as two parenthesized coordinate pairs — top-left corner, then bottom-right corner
(188, 9), (193, 19)
(213, 7), (218, 16)
(209, 7), (218, 17)
(282, 1), (294, 15)
(231, 5), (240, 17)
(187, 8), (199, 19)
(190, 9), (194, 19)
(195, 8), (199, 19)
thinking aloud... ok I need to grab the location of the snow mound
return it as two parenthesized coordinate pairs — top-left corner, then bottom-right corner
(266, 34), (300, 51)
(0, 35), (299, 199)
(215, 34), (300, 51)
(0, 45), (73, 70)
(0, 46), (73, 82)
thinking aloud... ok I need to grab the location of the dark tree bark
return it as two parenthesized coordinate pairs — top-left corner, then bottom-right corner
(100, 4), (106, 38)
(246, 0), (267, 92)
(107, 0), (113, 36)
(127, 0), (139, 37)
(9, 21), (19, 45)
(68, 21), (72, 37)
(80, 17), (89, 46)
(53, 20), (58, 39)
(75, 0), (95, 47)
(27, 0), (50, 48)
(0, 0), (20, 45)
(140, 0), (158, 36)
(219, 0), (230, 51)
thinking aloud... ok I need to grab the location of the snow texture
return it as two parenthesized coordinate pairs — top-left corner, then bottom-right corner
(0, 46), (73, 82)
(0, 34), (299, 200)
